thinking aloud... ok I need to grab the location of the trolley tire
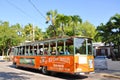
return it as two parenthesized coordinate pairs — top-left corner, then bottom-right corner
(13, 62), (18, 68)
(42, 66), (48, 74)
(50, 71), (57, 75)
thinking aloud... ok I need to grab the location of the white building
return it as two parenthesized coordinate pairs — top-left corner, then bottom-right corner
(93, 42), (111, 57)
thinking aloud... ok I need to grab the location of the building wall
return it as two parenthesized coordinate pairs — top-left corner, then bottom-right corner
(107, 59), (120, 70)
(93, 47), (111, 57)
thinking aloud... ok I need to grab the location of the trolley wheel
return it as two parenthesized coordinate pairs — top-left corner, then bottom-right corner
(42, 66), (48, 74)
(14, 63), (19, 68)
(50, 71), (57, 75)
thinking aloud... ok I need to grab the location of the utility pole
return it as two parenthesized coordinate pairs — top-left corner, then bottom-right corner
(33, 25), (35, 42)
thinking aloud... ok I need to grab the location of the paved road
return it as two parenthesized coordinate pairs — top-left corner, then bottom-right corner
(0, 61), (120, 80)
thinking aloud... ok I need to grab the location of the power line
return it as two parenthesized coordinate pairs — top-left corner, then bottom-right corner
(28, 0), (46, 19)
(6, 0), (46, 31)
(5, 0), (46, 28)
(6, 0), (33, 20)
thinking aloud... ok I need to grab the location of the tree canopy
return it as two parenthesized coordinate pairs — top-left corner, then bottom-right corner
(0, 21), (43, 56)
(0, 22), (23, 55)
(2, 10), (116, 56)
(96, 13), (120, 57)
(97, 14), (120, 45)
(79, 21), (96, 39)
(45, 10), (84, 37)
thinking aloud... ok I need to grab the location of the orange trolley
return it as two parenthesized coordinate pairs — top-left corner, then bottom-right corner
(12, 36), (94, 75)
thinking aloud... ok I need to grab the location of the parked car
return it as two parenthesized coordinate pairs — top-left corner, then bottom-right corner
(94, 56), (107, 69)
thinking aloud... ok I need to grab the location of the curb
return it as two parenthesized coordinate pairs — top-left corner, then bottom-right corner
(101, 73), (120, 79)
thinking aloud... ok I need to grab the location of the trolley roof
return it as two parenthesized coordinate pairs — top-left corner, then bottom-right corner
(15, 36), (92, 47)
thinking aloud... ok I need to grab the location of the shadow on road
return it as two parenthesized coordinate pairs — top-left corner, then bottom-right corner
(8, 64), (88, 80)
(50, 73), (88, 80)
(0, 72), (30, 80)
(0, 60), (5, 62)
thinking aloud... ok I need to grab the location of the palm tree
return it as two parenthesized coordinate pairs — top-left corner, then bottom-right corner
(34, 26), (43, 40)
(70, 15), (82, 36)
(46, 10), (58, 37)
(23, 24), (33, 41)
(56, 14), (72, 36)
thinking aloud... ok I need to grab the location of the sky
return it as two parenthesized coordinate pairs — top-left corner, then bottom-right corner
(0, 0), (120, 31)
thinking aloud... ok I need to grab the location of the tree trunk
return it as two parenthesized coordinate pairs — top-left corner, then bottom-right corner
(118, 45), (120, 58)
(73, 26), (75, 36)
(61, 23), (64, 36)
(51, 25), (56, 37)
(2, 49), (4, 56)
(110, 45), (116, 60)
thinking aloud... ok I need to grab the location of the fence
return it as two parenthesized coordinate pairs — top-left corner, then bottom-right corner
(107, 59), (120, 70)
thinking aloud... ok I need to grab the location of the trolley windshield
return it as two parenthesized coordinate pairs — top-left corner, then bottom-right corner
(74, 38), (93, 55)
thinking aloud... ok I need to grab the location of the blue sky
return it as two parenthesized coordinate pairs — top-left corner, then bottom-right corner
(0, 0), (120, 31)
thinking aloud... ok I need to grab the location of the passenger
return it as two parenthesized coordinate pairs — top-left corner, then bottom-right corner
(26, 51), (29, 55)
(51, 50), (56, 55)
(40, 48), (43, 55)
(37, 49), (40, 55)
(30, 50), (33, 55)
(60, 49), (64, 55)
(65, 48), (70, 55)
(34, 50), (37, 55)
(44, 49), (48, 55)
(56, 48), (59, 55)
(50, 47), (57, 55)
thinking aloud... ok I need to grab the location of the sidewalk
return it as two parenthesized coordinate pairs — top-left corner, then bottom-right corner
(95, 69), (120, 79)
(0, 60), (5, 62)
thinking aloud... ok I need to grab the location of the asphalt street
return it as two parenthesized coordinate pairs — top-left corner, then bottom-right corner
(0, 61), (120, 80)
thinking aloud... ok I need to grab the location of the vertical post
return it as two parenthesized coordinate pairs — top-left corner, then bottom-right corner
(64, 40), (66, 55)
(28, 46), (30, 55)
(73, 38), (75, 55)
(16, 48), (18, 55)
(21, 47), (22, 55)
(91, 40), (93, 55)
(37, 44), (39, 55)
(48, 42), (50, 55)
(56, 40), (58, 55)
(86, 39), (88, 55)
(43, 43), (44, 55)
(18, 47), (20, 55)
(25, 45), (26, 55)
(33, 25), (35, 42)
(32, 44), (34, 55)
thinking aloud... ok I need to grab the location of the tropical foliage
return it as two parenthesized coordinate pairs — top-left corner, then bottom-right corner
(0, 22), (22, 55)
(96, 13), (120, 58)
(79, 21), (96, 39)
(0, 22), (43, 56)
(45, 10), (83, 37)
(2, 10), (119, 57)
